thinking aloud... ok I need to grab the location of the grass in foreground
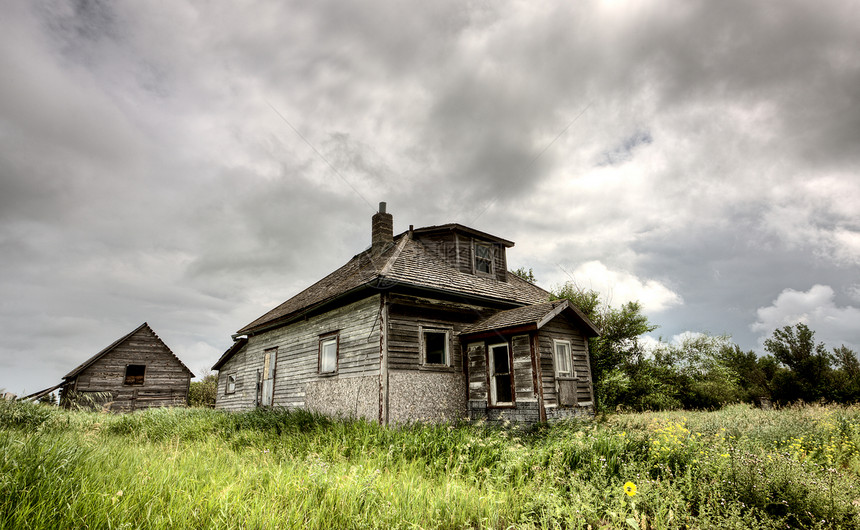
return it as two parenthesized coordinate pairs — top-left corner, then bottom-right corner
(1, 401), (859, 529)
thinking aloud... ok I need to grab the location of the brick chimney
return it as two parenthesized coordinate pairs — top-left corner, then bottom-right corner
(371, 202), (393, 252)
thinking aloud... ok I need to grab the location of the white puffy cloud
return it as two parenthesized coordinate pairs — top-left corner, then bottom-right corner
(564, 261), (683, 314)
(751, 285), (860, 351)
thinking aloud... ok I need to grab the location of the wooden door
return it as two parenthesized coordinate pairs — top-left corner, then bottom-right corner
(261, 349), (276, 407)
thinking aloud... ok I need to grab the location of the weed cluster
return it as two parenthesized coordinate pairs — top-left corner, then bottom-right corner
(1, 400), (859, 528)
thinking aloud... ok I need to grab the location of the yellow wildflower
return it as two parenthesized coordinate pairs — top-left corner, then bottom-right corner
(624, 482), (637, 497)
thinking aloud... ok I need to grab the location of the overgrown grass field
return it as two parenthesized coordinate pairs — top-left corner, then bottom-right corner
(2, 401), (859, 529)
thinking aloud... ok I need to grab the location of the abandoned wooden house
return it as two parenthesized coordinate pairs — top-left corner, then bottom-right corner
(31, 323), (194, 411)
(212, 204), (599, 424)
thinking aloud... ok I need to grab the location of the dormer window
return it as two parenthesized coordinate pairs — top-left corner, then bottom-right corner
(475, 243), (493, 275)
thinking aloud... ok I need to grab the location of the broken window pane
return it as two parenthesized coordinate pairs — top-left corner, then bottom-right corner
(495, 374), (512, 403)
(475, 243), (493, 274)
(424, 331), (448, 365)
(124, 364), (145, 385)
(489, 343), (512, 404)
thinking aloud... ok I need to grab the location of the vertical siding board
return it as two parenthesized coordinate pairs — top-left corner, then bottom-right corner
(494, 243), (507, 282)
(511, 335), (534, 402)
(467, 342), (487, 401)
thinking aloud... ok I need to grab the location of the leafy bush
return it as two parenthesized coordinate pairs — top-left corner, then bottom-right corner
(188, 374), (217, 407)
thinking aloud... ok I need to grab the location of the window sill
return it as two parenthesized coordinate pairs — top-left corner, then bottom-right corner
(419, 364), (456, 372)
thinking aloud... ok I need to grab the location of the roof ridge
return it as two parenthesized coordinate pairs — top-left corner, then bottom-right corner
(379, 235), (409, 276)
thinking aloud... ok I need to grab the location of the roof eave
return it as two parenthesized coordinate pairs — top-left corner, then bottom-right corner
(537, 302), (600, 338)
(237, 277), (536, 336)
(409, 224), (515, 247)
(211, 337), (249, 371)
(459, 323), (538, 340)
(237, 283), (379, 336)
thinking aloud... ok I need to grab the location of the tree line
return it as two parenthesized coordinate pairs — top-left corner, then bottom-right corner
(550, 280), (860, 412)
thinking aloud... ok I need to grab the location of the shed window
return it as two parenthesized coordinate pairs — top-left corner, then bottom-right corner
(474, 243), (493, 274)
(319, 335), (338, 374)
(226, 374), (236, 394)
(421, 328), (450, 366)
(124, 364), (146, 385)
(489, 343), (513, 405)
(554, 339), (573, 377)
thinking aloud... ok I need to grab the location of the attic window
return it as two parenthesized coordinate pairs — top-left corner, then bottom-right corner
(474, 243), (493, 275)
(124, 364), (146, 385)
(421, 327), (450, 366)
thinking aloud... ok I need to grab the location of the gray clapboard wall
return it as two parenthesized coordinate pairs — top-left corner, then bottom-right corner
(538, 318), (594, 408)
(217, 295), (382, 413)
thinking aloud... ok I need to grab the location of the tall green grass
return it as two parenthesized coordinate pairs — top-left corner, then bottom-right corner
(2, 399), (859, 529)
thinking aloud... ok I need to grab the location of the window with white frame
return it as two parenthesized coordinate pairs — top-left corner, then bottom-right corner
(421, 327), (450, 366)
(474, 243), (493, 275)
(226, 374), (236, 394)
(553, 339), (573, 377)
(489, 343), (513, 405)
(319, 335), (338, 374)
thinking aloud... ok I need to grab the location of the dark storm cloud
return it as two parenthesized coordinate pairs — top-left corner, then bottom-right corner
(1, 0), (859, 394)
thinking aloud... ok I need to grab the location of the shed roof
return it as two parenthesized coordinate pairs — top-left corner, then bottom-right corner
(460, 299), (600, 338)
(236, 233), (550, 335)
(63, 322), (194, 380)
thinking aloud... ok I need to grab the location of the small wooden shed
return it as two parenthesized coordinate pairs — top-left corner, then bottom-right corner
(58, 322), (193, 411)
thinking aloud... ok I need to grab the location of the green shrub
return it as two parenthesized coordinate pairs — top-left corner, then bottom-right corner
(188, 374), (217, 407)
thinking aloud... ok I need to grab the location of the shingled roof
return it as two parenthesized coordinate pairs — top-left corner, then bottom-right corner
(236, 232), (551, 335)
(460, 299), (600, 338)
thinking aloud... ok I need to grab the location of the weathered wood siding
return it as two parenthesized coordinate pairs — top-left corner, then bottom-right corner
(71, 326), (191, 411)
(538, 317), (594, 408)
(416, 233), (462, 271)
(219, 295), (382, 413)
(415, 233), (507, 281)
(466, 342), (487, 402)
(511, 334), (535, 403)
(215, 342), (258, 412)
(387, 294), (494, 371)
(466, 334), (535, 408)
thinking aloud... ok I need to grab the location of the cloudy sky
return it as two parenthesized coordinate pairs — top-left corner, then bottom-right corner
(2, 0), (859, 395)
